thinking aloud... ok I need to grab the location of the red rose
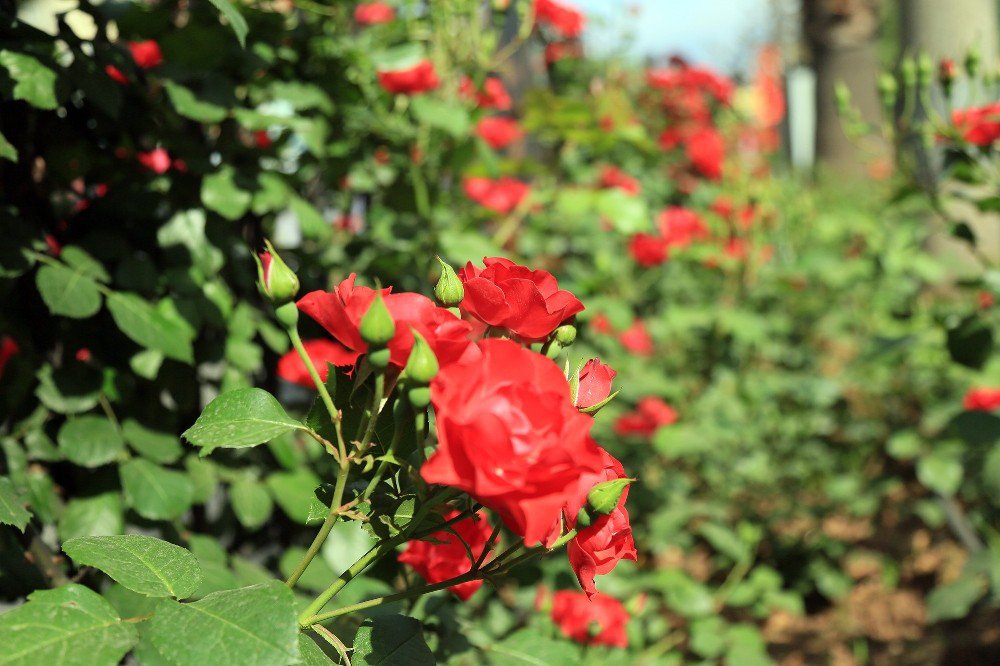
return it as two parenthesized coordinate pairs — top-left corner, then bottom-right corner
(460, 76), (512, 110)
(421, 339), (606, 546)
(534, 0), (586, 39)
(614, 396), (677, 437)
(566, 450), (636, 597)
(105, 65), (129, 85)
(137, 148), (172, 174)
(458, 257), (584, 341)
(74, 348), (92, 363)
(952, 102), (1000, 146)
(979, 291), (995, 310)
(657, 206), (709, 248)
(0, 336), (19, 382)
(618, 320), (653, 356)
(276, 339), (345, 388)
(297, 275), (475, 371)
(963, 387), (1000, 412)
(598, 166), (640, 195)
(398, 509), (494, 600)
(575, 359), (616, 410)
(724, 237), (748, 260)
(462, 176), (530, 214)
(711, 196), (734, 219)
(685, 126), (725, 180)
(550, 591), (629, 648)
(475, 116), (523, 150)
(129, 40), (163, 69)
(354, 2), (396, 25)
(628, 233), (668, 267)
(377, 60), (440, 95)
(544, 41), (581, 65)
(590, 313), (614, 335)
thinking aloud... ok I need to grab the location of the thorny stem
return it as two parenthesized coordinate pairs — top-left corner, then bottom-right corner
(285, 461), (351, 588)
(288, 325), (348, 461)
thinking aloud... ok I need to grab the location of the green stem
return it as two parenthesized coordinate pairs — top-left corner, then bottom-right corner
(361, 398), (408, 500)
(288, 326), (347, 460)
(357, 372), (386, 452)
(285, 462), (350, 588)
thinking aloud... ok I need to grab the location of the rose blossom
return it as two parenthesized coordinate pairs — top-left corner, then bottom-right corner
(421, 339), (606, 546)
(297, 275), (475, 370)
(575, 359), (616, 410)
(137, 148), (172, 174)
(459, 76), (512, 110)
(614, 396), (677, 437)
(963, 387), (1000, 412)
(276, 339), (345, 388)
(550, 591), (630, 648)
(952, 102), (1000, 146)
(657, 206), (709, 248)
(354, 2), (395, 25)
(598, 166), (641, 195)
(685, 126), (725, 180)
(377, 60), (440, 95)
(534, 0), (586, 39)
(462, 176), (530, 214)
(628, 233), (668, 267)
(475, 116), (524, 150)
(0, 336), (19, 382)
(458, 257), (584, 341)
(618, 319), (653, 356)
(398, 510), (494, 600)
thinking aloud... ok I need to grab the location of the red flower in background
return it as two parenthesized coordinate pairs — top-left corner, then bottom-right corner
(137, 148), (172, 174)
(598, 166), (641, 195)
(297, 275), (475, 371)
(0, 336), (19, 382)
(628, 233), (668, 267)
(544, 41), (582, 65)
(105, 65), (129, 85)
(550, 591), (630, 648)
(952, 102), (1000, 146)
(354, 2), (396, 25)
(658, 207), (709, 248)
(458, 257), (584, 341)
(377, 60), (440, 95)
(685, 126), (725, 180)
(398, 510), (494, 600)
(460, 76), (512, 111)
(462, 176), (530, 214)
(575, 358), (616, 409)
(534, 0), (585, 38)
(566, 450), (636, 597)
(421, 339), (606, 546)
(276, 339), (346, 388)
(475, 117), (524, 150)
(129, 40), (163, 69)
(619, 320), (653, 356)
(964, 387), (1000, 412)
(614, 396), (677, 437)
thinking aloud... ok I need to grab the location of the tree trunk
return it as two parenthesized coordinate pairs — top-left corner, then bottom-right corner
(805, 0), (886, 176)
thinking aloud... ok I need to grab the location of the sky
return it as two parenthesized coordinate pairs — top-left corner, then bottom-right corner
(574, 0), (783, 75)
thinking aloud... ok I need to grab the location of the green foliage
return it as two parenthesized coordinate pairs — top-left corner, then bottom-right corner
(63, 535), (202, 599)
(183, 389), (305, 454)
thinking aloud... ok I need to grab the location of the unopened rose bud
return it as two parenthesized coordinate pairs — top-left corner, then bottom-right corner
(433, 257), (464, 307)
(254, 240), (300, 306)
(586, 477), (634, 516)
(878, 73), (898, 114)
(403, 330), (438, 385)
(939, 58), (956, 87)
(408, 386), (431, 409)
(965, 45), (981, 77)
(554, 324), (577, 346)
(917, 53), (933, 89)
(360, 289), (395, 369)
(574, 358), (619, 414)
(901, 57), (917, 88)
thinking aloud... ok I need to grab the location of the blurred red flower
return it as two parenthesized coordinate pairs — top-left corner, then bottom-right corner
(377, 60), (440, 95)
(550, 591), (629, 647)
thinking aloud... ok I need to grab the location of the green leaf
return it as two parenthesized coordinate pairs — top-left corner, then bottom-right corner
(298, 634), (336, 665)
(0, 131), (17, 161)
(410, 96), (470, 137)
(206, 0), (249, 47)
(370, 43), (425, 72)
(120, 459), (194, 521)
(352, 615), (434, 666)
(656, 569), (715, 618)
(278, 547), (335, 592)
(122, 419), (182, 464)
(35, 263), (102, 319)
(63, 535), (203, 599)
(61, 246), (111, 283)
(35, 363), (103, 414)
(148, 581), (299, 666)
(57, 416), (125, 468)
(107, 292), (195, 363)
(230, 478), (273, 530)
(266, 469), (324, 525)
(202, 166), (252, 220)
(164, 81), (228, 123)
(183, 388), (305, 454)
(0, 477), (31, 531)
(983, 443), (1000, 502)
(58, 492), (124, 541)
(0, 50), (58, 110)
(0, 584), (137, 665)
(946, 315), (993, 370)
(917, 451), (963, 497)
(926, 575), (987, 622)
(487, 629), (578, 666)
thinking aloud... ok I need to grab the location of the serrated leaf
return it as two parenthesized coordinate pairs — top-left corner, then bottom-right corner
(57, 416), (125, 468)
(148, 581), (299, 666)
(0, 50), (58, 110)
(107, 292), (194, 363)
(206, 0), (249, 47)
(0, 477), (31, 531)
(120, 459), (194, 521)
(410, 96), (470, 137)
(183, 388), (305, 454)
(164, 81), (227, 123)
(63, 535), (203, 599)
(230, 478), (273, 530)
(36, 263), (102, 319)
(352, 615), (433, 666)
(0, 584), (137, 665)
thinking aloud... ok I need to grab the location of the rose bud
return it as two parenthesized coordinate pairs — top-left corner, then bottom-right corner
(573, 358), (618, 414)
(434, 257), (464, 307)
(359, 289), (396, 369)
(586, 477), (634, 516)
(554, 324), (577, 346)
(255, 239), (300, 307)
